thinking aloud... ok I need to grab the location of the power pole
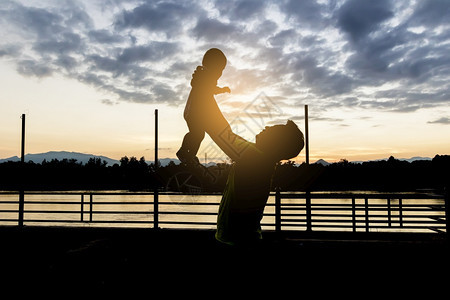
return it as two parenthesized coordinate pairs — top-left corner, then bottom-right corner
(21, 114), (25, 163)
(305, 105), (309, 165)
(153, 109), (159, 229)
(19, 114), (26, 227)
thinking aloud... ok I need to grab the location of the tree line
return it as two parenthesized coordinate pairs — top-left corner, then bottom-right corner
(0, 155), (448, 193)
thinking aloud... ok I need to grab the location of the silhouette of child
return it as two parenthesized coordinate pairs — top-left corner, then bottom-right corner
(177, 48), (231, 164)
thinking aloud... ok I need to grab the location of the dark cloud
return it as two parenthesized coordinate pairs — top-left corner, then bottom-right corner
(114, 1), (198, 37)
(329, 0), (450, 114)
(56, 55), (78, 72)
(17, 59), (53, 77)
(408, 0), (450, 27)
(268, 29), (298, 47)
(0, 0), (449, 115)
(88, 29), (125, 44)
(288, 53), (353, 98)
(191, 17), (239, 42)
(33, 32), (83, 55)
(280, 0), (327, 28)
(0, 44), (21, 57)
(215, 0), (268, 21)
(88, 54), (120, 74)
(118, 42), (179, 64)
(428, 117), (450, 125)
(9, 5), (64, 38)
(336, 0), (393, 42)
(101, 99), (118, 106)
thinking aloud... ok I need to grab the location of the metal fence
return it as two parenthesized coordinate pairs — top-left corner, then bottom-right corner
(275, 191), (448, 233)
(0, 191), (448, 234)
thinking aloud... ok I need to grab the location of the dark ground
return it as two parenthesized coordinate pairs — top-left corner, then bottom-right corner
(1, 226), (448, 295)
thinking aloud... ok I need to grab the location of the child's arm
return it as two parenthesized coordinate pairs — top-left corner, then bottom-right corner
(191, 67), (231, 94)
(214, 86), (231, 94)
(190, 66), (204, 87)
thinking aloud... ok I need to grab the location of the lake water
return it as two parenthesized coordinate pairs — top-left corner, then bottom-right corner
(0, 191), (446, 233)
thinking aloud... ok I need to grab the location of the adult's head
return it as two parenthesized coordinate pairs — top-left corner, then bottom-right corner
(255, 120), (304, 162)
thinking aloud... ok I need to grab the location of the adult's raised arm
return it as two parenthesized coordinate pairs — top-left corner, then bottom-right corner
(207, 123), (251, 163)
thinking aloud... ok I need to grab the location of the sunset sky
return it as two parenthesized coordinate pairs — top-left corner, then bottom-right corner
(1, 0), (449, 163)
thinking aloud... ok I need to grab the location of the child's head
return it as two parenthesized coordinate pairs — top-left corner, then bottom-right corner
(202, 48), (227, 75)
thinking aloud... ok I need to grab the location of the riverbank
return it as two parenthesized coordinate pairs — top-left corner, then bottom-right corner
(1, 226), (448, 293)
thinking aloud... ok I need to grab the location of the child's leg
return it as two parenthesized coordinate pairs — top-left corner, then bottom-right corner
(177, 121), (205, 163)
(181, 128), (205, 157)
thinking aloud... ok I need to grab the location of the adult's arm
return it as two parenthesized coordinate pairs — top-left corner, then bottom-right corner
(207, 124), (251, 163)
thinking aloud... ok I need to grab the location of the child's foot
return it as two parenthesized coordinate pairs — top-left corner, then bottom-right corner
(188, 155), (200, 166)
(176, 149), (190, 163)
(176, 149), (200, 166)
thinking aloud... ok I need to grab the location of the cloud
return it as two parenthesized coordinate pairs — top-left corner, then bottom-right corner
(7, 4), (64, 38)
(114, 1), (198, 37)
(191, 17), (239, 42)
(88, 29), (125, 44)
(117, 42), (179, 64)
(33, 32), (84, 55)
(215, 0), (268, 21)
(428, 117), (450, 125)
(281, 0), (328, 28)
(287, 52), (353, 98)
(101, 99), (118, 106)
(336, 0), (393, 42)
(17, 59), (53, 77)
(0, 0), (449, 117)
(408, 0), (450, 27)
(0, 44), (21, 57)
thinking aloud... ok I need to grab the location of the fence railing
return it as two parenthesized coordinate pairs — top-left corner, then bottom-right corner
(0, 191), (448, 234)
(275, 191), (448, 233)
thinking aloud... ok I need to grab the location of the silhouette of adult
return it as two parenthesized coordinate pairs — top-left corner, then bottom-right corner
(209, 121), (304, 245)
(186, 61), (304, 245)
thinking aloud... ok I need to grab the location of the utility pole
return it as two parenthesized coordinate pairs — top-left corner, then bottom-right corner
(154, 109), (158, 170)
(19, 114), (26, 227)
(153, 109), (159, 229)
(21, 114), (25, 163)
(305, 105), (309, 165)
(304, 106), (311, 231)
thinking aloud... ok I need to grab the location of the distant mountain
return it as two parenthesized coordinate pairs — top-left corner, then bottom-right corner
(353, 156), (432, 164)
(313, 159), (330, 166)
(0, 151), (203, 167)
(398, 156), (432, 162)
(149, 158), (181, 166)
(0, 152), (434, 167)
(148, 158), (217, 167)
(0, 151), (119, 166)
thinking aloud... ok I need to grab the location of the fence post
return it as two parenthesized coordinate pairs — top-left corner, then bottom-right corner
(154, 190), (159, 229)
(80, 194), (84, 222)
(352, 197), (356, 232)
(18, 191), (24, 227)
(387, 198), (391, 227)
(18, 114), (26, 227)
(89, 194), (93, 222)
(399, 198), (403, 227)
(154, 109), (159, 229)
(304, 105), (309, 165)
(445, 187), (449, 238)
(365, 197), (369, 232)
(306, 191), (312, 232)
(275, 188), (281, 233)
